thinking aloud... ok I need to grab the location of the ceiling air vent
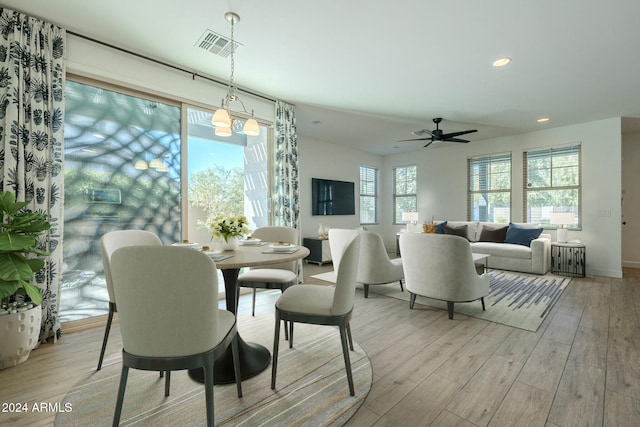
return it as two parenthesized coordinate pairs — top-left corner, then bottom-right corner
(195, 29), (241, 58)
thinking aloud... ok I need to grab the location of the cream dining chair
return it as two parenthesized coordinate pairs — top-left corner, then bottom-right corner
(271, 229), (361, 396)
(356, 230), (404, 298)
(237, 226), (300, 316)
(110, 245), (242, 427)
(98, 229), (162, 371)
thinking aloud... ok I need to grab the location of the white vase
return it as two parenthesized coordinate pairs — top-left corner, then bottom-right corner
(220, 236), (239, 251)
(0, 305), (41, 369)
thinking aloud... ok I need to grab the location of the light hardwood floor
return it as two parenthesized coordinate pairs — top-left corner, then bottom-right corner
(1, 265), (639, 427)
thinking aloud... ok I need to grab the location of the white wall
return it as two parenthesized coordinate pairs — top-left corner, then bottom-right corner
(298, 136), (383, 239)
(66, 35), (275, 121)
(383, 118), (623, 278)
(622, 132), (640, 268)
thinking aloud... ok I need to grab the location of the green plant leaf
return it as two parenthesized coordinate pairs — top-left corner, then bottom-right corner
(0, 252), (34, 282)
(0, 232), (36, 251)
(22, 282), (43, 305)
(0, 280), (19, 300)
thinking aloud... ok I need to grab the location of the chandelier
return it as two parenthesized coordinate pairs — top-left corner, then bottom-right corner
(211, 12), (260, 137)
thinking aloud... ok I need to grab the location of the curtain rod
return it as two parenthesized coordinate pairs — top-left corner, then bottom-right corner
(67, 30), (277, 104)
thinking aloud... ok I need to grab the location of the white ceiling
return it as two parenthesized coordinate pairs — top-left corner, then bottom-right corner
(4, 0), (640, 155)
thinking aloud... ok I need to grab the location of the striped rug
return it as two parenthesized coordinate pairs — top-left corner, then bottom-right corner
(313, 270), (570, 332)
(55, 314), (371, 426)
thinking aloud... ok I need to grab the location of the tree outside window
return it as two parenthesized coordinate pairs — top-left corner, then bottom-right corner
(393, 165), (417, 223)
(468, 153), (511, 223)
(524, 144), (581, 227)
(360, 165), (378, 224)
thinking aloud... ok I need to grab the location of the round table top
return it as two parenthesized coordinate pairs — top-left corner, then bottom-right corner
(213, 243), (310, 269)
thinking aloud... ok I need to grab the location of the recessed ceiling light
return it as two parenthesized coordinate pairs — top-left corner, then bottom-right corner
(312, 120), (322, 125)
(492, 57), (511, 68)
(537, 117), (549, 123)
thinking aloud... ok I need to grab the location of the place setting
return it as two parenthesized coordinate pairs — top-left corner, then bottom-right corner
(171, 241), (234, 262)
(262, 242), (300, 254)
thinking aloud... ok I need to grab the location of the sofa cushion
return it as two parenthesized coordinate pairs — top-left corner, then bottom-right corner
(445, 221), (479, 241)
(471, 242), (532, 260)
(504, 223), (543, 247)
(435, 220), (447, 234)
(478, 224), (508, 242)
(443, 223), (468, 240)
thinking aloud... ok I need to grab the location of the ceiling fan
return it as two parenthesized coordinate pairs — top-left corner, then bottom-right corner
(399, 118), (477, 148)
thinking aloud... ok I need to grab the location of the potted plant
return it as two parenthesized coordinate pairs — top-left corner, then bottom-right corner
(206, 214), (250, 251)
(0, 191), (51, 369)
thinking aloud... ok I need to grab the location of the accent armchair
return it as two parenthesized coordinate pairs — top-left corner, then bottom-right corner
(399, 233), (490, 319)
(356, 230), (404, 298)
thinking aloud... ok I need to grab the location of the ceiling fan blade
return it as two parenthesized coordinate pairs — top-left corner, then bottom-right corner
(423, 140), (434, 148)
(440, 129), (478, 139)
(397, 137), (433, 142)
(444, 137), (470, 143)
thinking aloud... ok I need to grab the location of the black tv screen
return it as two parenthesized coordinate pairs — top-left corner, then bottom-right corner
(312, 178), (355, 215)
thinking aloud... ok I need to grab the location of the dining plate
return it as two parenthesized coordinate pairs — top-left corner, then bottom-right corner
(269, 243), (295, 251)
(239, 238), (262, 245)
(171, 242), (202, 250)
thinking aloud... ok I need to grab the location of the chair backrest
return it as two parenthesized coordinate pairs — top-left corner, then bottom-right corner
(111, 246), (220, 357)
(356, 230), (394, 283)
(251, 226), (299, 271)
(399, 233), (489, 302)
(328, 229), (361, 316)
(100, 230), (162, 303)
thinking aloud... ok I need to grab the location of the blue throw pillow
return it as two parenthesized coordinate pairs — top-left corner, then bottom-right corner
(435, 221), (447, 234)
(504, 223), (543, 247)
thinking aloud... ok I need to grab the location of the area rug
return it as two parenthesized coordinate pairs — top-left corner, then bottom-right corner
(312, 270), (570, 332)
(54, 316), (371, 427)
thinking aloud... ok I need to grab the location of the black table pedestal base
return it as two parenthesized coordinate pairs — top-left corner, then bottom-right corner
(188, 335), (271, 384)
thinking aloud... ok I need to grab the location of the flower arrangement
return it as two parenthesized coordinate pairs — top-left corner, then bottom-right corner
(207, 214), (250, 242)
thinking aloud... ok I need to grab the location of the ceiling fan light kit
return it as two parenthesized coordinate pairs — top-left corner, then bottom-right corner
(399, 117), (477, 148)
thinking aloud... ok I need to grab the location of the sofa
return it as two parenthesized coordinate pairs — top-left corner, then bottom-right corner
(435, 221), (551, 275)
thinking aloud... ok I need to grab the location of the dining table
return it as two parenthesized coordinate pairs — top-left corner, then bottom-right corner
(188, 241), (310, 385)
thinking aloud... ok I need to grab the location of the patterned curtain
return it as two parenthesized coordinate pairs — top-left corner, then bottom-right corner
(274, 100), (299, 230)
(0, 9), (66, 341)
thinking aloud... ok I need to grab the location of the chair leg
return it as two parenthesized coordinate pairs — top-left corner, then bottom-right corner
(346, 322), (354, 351)
(399, 279), (404, 292)
(112, 364), (129, 427)
(164, 371), (171, 397)
(252, 288), (256, 316)
(284, 319), (289, 341)
(289, 320), (294, 348)
(339, 325), (355, 396)
(203, 355), (215, 427)
(409, 293), (417, 309)
(231, 334), (243, 398)
(481, 297), (486, 311)
(271, 311), (281, 390)
(98, 302), (115, 371)
(364, 284), (369, 298)
(447, 301), (455, 319)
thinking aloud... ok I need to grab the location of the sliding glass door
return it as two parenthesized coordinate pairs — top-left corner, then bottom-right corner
(62, 79), (181, 322)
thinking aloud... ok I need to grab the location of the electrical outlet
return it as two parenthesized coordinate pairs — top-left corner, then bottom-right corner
(598, 209), (611, 217)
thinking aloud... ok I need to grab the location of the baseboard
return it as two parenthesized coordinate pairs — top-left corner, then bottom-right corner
(622, 260), (640, 269)
(588, 267), (623, 278)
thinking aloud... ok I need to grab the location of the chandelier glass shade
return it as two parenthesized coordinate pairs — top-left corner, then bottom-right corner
(212, 12), (260, 137)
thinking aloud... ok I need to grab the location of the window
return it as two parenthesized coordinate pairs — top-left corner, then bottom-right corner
(523, 144), (581, 227)
(393, 165), (417, 223)
(468, 153), (511, 222)
(359, 166), (378, 224)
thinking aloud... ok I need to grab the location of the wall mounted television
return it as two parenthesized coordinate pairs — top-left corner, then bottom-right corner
(312, 178), (355, 215)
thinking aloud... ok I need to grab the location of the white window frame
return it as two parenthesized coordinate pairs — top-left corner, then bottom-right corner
(523, 144), (582, 228)
(467, 152), (512, 223)
(359, 165), (378, 225)
(393, 165), (417, 224)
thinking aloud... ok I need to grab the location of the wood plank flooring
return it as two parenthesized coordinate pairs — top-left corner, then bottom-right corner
(0, 264), (639, 426)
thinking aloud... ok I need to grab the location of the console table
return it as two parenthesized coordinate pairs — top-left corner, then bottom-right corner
(551, 242), (586, 277)
(303, 237), (332, 265)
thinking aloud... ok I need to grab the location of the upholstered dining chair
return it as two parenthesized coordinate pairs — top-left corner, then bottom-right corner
(237, 226), (300, 316)
(110, 246), (242, 427)
(356, 230), (404, 298)
(271, 229), (361, 396)
(399, 233), (490, 319)
(98, 229), (162, 371)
